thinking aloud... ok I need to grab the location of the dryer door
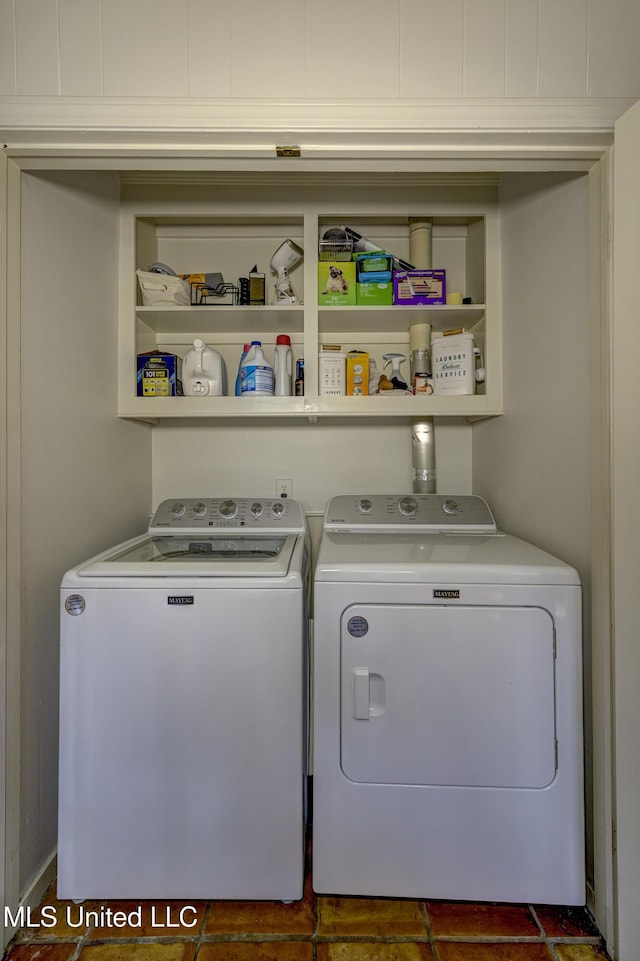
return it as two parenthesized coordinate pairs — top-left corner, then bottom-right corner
(340, 604), (556, 789)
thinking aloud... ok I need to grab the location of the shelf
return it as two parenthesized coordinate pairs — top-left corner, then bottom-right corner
(318, 305), (485, 335)
(122, 198), (500, 422)
(119, 392), (498, 421)
(137, 305), (304, 335)
(120, 395), (307, 419)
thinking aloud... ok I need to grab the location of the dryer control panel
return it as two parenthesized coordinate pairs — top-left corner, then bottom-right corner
(324, 494), (497, 533)
(149, 497), (306, 533)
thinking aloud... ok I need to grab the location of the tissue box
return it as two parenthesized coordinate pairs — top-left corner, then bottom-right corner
(356, 282), (393, 305)
(393, 269), (446, 305)
(318, 262), (357, 306)
(137, 351), (183, 397)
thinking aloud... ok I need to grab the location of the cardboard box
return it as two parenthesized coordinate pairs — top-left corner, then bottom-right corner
(346, 351), (369, 395)
(318, 262), (357, 306)
(137, 351), (183, 397)
(356, 281), (393, 305)
(319, 349), (346, 395)
(355, 252), (393, 283)
(393, 269), (446, 305)
(432, 333), (476, 396)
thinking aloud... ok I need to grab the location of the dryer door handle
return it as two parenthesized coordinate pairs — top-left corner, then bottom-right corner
(353, 667), (370, 720)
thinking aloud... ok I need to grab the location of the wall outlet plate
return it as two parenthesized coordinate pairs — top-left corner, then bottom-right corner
(276, 478), (293, 498)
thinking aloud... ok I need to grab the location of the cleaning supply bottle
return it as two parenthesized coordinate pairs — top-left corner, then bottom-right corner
(383, 353), (408, 390)
(274, 334), (293, 396)
(182, 339), (227, 396)
(235, 343), (251, 396)
(240, 341), (274, 395)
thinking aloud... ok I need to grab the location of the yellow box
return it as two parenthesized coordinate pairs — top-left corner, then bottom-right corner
(346, 350), (369, 396)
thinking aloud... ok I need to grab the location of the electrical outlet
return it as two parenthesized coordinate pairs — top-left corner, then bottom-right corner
(276, 478), (293, 499)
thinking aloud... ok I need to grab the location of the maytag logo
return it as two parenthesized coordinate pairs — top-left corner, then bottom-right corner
(433, 589), (460, 599)
(168, 596), (194, 605)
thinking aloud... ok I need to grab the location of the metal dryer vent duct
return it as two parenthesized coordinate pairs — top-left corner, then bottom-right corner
(411, 420), (437, 493)
(409, 219), (436, 493)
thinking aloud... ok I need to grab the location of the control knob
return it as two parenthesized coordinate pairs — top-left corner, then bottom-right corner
(219, 499), (237, 518)
(398, 496), (418, 517)
(192, 501), (208, 518)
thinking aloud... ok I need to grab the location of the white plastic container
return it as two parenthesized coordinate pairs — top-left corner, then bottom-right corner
(432, 333), (476, 396)
(182, 339), (227, 396)
(319, 350), (346, 396)
(240, 341), (274, 395)
(274, 334), (293, 396)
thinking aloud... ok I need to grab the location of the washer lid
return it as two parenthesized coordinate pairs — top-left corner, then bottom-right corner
(77, 533), (299, 578)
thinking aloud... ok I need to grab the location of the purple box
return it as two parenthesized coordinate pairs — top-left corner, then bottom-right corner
(393, 269), (446, 305)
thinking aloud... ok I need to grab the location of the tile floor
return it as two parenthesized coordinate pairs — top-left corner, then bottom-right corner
(3, 856), (612, 961)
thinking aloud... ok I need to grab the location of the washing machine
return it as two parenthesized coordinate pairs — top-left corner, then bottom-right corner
(58, 496), (309, 902)
(312, 493), (584, 905)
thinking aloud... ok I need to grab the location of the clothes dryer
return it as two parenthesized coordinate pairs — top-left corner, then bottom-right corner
(59, 497), (309, 902)
(312, 494), (584, 904)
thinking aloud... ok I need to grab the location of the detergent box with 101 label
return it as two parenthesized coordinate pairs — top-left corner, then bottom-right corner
(137, 351), (183, 397)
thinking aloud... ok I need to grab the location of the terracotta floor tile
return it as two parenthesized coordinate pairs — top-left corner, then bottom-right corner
(427, 902), (539, 938)
(86, 901), (206, 938)
(206, 896), (313, 936)
(436, 944), (553, 961)
(4, 945), (78, 961)
(554, 946), (611, 961)
(317, 897), (427, 937)
(197, 943), (313, 961)
(77, 945), (196, 961)
(534, 905), (600, 939)
(317, 943), (434, 961)
(15, 880), (103, 940)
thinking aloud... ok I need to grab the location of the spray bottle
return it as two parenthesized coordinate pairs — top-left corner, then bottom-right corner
(383, 353), (408, 391)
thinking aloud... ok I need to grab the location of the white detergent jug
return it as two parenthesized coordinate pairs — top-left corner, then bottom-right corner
(182, 339), (227, 396)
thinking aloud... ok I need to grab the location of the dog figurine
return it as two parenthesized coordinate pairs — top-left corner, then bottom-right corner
(322, 265), (349, 294)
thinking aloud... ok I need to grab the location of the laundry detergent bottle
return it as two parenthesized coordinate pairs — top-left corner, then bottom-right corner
(182, 338), (227, 396)
(240, 341), (274, 395)
(274, 334), (293, 396)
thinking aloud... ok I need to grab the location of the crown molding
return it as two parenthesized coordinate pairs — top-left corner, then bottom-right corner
(0, 96), (629, 159)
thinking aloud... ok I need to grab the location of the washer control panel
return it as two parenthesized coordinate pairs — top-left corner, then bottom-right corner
(150, 497), (304, 532)
(325, 494), (497, 533)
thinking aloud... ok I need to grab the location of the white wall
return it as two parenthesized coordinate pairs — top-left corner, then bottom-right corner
(1, 0), (640, 101)
(473, 172), (591, 577)
(19, 171), (152, 889)
(472, 170), (593, 882)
